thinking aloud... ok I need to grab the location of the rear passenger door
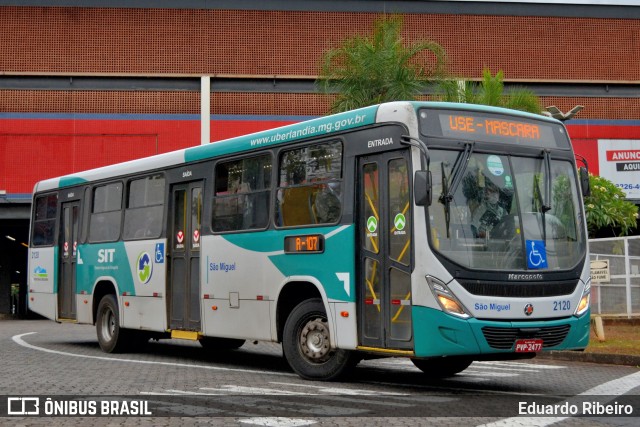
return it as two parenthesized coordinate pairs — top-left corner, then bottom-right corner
(168, 181), (203, 331)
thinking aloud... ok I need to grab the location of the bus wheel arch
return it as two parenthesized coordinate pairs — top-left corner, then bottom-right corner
(92, 280), (133, 353)
(275, 280), (325, 344)
(92, 280), (118, 325)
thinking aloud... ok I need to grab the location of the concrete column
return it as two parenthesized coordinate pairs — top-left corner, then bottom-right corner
(0, 266), (9, 315)
(201, 76), (211, 145)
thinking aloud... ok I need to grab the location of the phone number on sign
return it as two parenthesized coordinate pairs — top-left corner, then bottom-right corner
(615, 183), (640, 190)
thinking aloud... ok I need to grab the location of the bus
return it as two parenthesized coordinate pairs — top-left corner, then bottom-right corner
(28, 101), (591, 380)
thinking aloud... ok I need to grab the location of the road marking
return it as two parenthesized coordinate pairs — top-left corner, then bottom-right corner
(457, 370), (520, 378)
(478, 361), (565, 370)
(12, 332), (295, 377)
(269, 381), (409, 396)
(478, 369), (640, 427)
(201, 385), (314, 395)
(240, 417), (316, 426)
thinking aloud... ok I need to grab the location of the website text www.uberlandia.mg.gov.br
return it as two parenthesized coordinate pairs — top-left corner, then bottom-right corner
(250, 114), (368, 147)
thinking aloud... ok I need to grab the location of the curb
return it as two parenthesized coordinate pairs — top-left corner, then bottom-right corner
(537, 350), (640, 367)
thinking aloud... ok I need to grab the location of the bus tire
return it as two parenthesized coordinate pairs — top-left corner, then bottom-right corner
(282, 298), (355, 381)
(200, 337), (246, 350)
(96, 294), (131, 353)
(411, 357), (473, 377)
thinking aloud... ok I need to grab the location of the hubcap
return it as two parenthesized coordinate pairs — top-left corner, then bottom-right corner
(299, 316), (332, 363)
(101, 308), (115, 340)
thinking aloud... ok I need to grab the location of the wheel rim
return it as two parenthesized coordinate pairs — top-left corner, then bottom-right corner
(100, 307), (116, 341)
(299, 316), (332, 363)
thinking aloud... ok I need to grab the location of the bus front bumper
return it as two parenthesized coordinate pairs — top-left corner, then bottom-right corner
(412, 306), (590, 359)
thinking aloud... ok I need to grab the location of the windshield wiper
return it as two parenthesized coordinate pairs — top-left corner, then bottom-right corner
(439, 142), (474, 238)
(542, 149), (552, 213)
(539, 149), (552, 242)
(441, 142), (474, 203)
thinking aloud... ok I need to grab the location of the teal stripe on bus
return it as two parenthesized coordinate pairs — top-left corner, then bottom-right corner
(221, 225), (345, 253)
(184, 105), (379, 163)
(76, 242), (136, 296)
(59, 176), (88, 188)
(268, 225), (356, 302)
(221, 225), (356, 302)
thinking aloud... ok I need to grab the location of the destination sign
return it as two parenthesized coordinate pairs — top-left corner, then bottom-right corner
(419, 108), (569, 148)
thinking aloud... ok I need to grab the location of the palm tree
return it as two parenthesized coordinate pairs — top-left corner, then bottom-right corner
(317, 15), (446, 113)
(437, 69), (542, 115)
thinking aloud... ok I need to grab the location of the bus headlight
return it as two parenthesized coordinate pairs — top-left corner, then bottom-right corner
(426, 276), (470, 319)
(574, 280), (591, 317)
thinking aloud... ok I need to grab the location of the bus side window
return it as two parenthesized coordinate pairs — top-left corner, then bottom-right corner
(276, 141), (343, 227)
(88, 182), (123, 243)
(32, 193), (58, 246)
(212, 154), (271, 232)
(123, 175), (165, 240)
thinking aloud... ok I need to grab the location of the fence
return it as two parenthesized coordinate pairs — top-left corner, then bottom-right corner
(589, 236), (640, 318)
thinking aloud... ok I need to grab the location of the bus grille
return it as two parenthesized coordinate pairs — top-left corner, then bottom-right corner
(481, 325), (571, 350)
(459, 280), (577, 298)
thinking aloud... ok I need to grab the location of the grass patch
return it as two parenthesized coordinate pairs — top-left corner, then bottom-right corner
(585, 320), (640, 356)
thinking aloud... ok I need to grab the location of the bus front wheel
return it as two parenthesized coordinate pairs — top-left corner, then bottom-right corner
(282, 298), (355, 381)
(411, 356), (473, 377)
(96, 294), (131, 353)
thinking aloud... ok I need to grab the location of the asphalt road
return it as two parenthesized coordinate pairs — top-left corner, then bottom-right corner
(0, 319), (638, 426)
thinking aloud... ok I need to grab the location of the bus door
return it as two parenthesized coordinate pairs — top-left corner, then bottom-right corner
(357, 150), (414, 350)
(169, 181), (203, 331)
(58, 200), (80, 320)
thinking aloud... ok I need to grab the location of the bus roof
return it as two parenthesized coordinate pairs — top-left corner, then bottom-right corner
(34, 101), (561, 193)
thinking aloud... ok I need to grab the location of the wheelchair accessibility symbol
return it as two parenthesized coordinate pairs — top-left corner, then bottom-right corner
(526, 240), (548, 269)
(155, 243), (165, 264)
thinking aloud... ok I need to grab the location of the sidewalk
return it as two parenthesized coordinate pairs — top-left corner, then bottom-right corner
(538, 316), (640, 367)
(537, 350), (640, 367)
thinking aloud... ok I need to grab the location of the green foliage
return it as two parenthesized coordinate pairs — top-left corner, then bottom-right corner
(317, 15), (446, 113)
(584, 174), (639, 237)
(436, 69), (543, 115)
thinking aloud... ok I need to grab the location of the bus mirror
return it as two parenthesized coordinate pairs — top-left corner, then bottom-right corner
(579, 167), (590, 197)
(414, 170), (432, 206)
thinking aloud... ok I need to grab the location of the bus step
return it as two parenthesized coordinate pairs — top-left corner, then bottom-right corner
(356, 346), (414, 356)
(170, 330), (202, 341)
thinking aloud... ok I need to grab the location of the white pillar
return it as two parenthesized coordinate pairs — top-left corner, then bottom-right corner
(201, 76), (211, 145)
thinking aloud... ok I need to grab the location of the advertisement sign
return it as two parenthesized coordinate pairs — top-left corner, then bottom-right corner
(597, 139), (640, 199)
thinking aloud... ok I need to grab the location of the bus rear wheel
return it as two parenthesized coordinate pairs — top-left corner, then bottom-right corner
(282, 298), (355, 381)
(96, 294), (132, 353)
(411, 356), (473, 377)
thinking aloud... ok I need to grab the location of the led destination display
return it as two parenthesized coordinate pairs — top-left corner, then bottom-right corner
(419, 108), (569, 148)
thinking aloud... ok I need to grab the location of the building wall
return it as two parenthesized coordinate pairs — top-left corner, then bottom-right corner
(1, 5), (640, 196)
(1, 7), (638, 81)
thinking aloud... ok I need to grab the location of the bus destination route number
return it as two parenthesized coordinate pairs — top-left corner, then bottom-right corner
(284, 234), (325, 254)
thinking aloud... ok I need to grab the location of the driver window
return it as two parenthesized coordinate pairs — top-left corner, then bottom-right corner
(461, 155), (513, 239)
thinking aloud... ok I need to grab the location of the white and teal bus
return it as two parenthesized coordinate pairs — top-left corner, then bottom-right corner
(28, 101), (591, 380)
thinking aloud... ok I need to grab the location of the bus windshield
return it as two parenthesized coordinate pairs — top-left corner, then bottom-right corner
(429, 150), (586, 271)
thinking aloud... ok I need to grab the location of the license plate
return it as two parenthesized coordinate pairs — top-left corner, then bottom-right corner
(515, 338), (543, 352)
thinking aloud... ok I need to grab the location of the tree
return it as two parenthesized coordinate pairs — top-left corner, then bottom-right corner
(317, 15), (446, 113)
(436, 69), (542, 115)
(584, 174), (639, 238)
